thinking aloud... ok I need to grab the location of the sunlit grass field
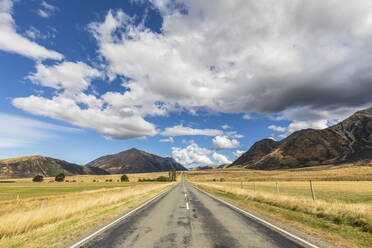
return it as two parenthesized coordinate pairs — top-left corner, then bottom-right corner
(0, 182), (138, 201)
(0, 171), (173, 201)
(0, 172), (176, 248)
(224, 181), (372, 204)
(187, 165), (372, 248)
(184, 164), (372, 182)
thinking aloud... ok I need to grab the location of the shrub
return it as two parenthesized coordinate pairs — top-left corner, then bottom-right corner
(93, 179), (96, 182)
(121, 174), (129, 182)
(156, 176), (170, 182)
(220, 178), (225, 182)
(65, 180), (69, 182)
(55, 173), (65, 182)
(33, 175), (43, 182)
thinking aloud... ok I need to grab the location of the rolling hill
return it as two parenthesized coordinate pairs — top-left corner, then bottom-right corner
(86, 148), (187, 173)
(0, 156), (108, 179)
(230, 107), (372, 169)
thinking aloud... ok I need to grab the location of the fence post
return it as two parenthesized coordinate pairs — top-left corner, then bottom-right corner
(40, 200), (45, 209)
(310, 180), (315, 201)
(276, 182), (279, 194)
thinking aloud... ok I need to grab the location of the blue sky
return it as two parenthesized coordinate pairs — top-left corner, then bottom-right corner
(1, 0), (372, 167)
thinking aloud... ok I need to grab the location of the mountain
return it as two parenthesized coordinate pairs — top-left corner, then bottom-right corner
(191, 164), (228, 170)
(230, 139), (279, 167)
(0, 156), (109, 179)
(86, 148), (187, 173)
(230, 107), (372, 169)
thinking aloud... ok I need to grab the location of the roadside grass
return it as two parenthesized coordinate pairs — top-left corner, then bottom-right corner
(0, 183), (173, 248)
(229, 181), (372, 204)
(0, 182), (173, 239)
(185, 164), (372, 181)
(194, 182), (372, 248)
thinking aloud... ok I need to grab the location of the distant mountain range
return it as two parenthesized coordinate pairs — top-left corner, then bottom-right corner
(86, 148), (187, 173)
(2, 107), (372, 178)
(230, 107), (372, 169)
(0, 148), (187, 179)
(190, 164), (229, 170)
(0, 156), (108, 179)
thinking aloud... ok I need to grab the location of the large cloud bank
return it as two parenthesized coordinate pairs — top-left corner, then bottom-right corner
(12, 0), (372, 139)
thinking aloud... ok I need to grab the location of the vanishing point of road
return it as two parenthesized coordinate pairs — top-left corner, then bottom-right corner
(73, 175), (316, 248)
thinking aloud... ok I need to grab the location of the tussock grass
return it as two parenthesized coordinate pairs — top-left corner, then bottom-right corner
(194, 182), (372, 234)
(0, 183), (172, 237)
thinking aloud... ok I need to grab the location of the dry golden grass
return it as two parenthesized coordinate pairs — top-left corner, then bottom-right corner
(194, 182), (372, 233)
(2, 171), (180, 183)
(228, 181), (372, 203)
(0, 182), (173, 238)
(0, 156), (43, 164)
(185, 164), (372, 181)
(0, 183), (172, 248)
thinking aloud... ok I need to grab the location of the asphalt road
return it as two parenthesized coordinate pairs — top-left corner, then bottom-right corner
(75, 176), (311, 248)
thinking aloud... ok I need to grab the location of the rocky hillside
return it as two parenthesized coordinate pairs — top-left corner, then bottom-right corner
(0, 156), (108, 179)
(230, 107), (372, 169)
(87, 148), (187, 173)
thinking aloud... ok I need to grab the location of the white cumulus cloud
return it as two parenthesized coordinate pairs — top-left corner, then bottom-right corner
(10, 0), (372, 142)
(87, 1), (372, 133)
(233, 150), (245, 157)
(213, 135), (240, 150)
(171, 141), (212, 165)
(212, 152), (231, 164)
(27, 61), (102, 93)
(162, 125), (223, 136)
(268, 125), (287, 132)
(12, 94), (158, 140)
(0, 0), (62, 60)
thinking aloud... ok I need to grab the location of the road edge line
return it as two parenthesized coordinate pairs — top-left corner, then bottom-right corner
(68, 183), (177, 248)
(190, 183), (320, 248)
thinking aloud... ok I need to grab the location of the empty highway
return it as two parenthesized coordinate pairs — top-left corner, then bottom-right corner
(72, 176), (315, 248)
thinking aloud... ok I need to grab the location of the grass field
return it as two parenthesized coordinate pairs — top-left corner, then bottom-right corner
(185, 164), (372, 181)
(186, 165), (372, 247)
(224, 181), (372, 204)
(0, 172), (176, 248)
(0, 171), (172, 183)
(0, 182), (140, 201)
(0, 171), (175, 201)
(194, 182), (372, 248)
